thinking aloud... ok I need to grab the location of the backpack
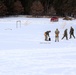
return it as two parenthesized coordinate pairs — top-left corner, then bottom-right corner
(49, 37), (51, 41)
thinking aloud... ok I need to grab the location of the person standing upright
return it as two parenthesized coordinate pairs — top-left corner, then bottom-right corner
(69, 26), (75, 39)
(55, 28), (60, 42)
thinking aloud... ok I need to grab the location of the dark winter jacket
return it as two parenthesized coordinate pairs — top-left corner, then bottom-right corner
(70, 27), (74, 35)
(64, 29), (68, 36)
(45, 31), (51, 36)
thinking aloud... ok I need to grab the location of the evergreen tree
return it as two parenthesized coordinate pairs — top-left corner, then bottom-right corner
(47, 6), (56, 16)
(30, 0), (44, 16)
(3, 0), (15, 15)
(13, 0), (24, 15)
(0, 0), (76, 16)
(0, 2), (7, 16)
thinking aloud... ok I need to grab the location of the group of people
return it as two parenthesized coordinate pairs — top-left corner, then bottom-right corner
(44, 26), (75, 42)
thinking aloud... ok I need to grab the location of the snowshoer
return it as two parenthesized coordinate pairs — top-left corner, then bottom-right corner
(69, 27), (75, 39)
(55, 28), (60, 42)
(62, 29), (68, 40)
(44, 31), (51, 41)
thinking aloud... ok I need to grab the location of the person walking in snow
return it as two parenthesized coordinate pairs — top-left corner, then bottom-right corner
(69, 26), (75, 39)
(62, 29), (68, 40)
(44, 31), (51, 41)
(55, 28), (60, 42)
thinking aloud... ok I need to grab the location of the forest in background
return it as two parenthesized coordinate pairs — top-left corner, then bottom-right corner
(0, 0), (76, 17)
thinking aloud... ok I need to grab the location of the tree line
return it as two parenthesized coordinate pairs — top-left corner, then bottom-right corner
(0, 0), (76, 17)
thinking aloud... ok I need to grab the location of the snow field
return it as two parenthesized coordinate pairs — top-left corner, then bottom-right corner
(0, 16), (76, 75)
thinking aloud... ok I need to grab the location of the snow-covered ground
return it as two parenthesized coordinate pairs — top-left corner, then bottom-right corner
(0, 16), (76, 75)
